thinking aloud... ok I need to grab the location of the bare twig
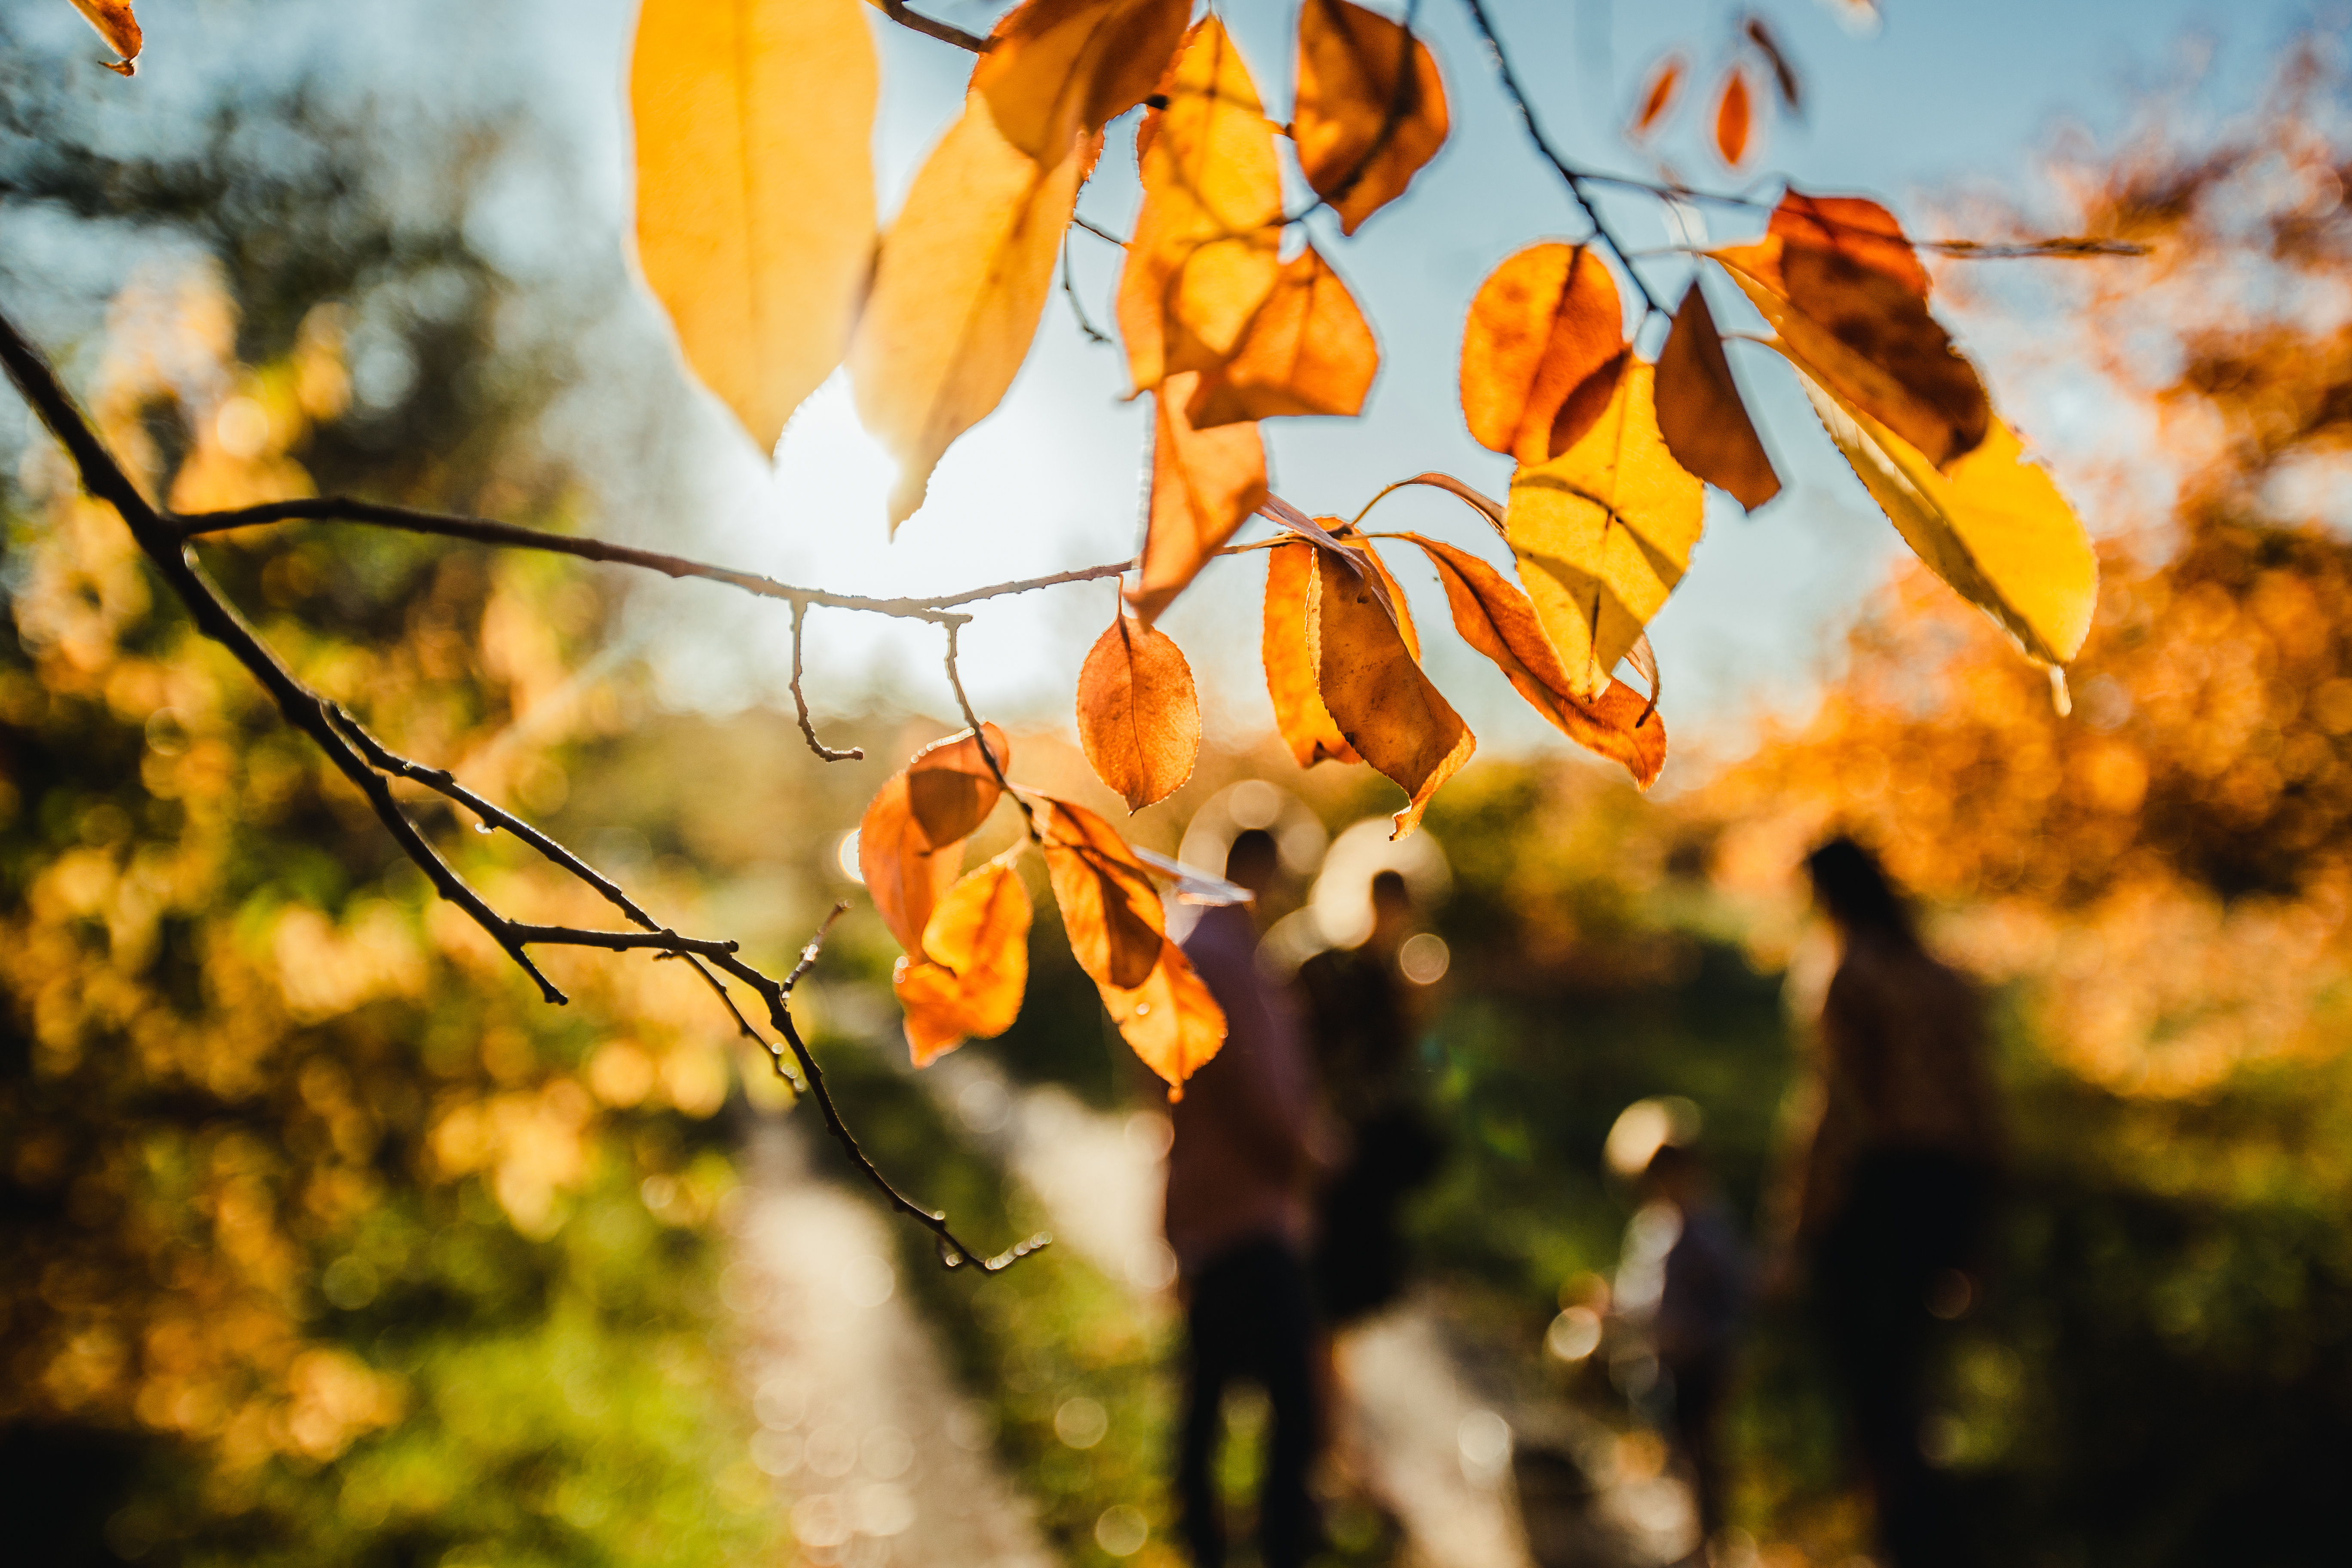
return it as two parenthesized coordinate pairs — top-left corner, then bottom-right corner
(1060, 233), (1115, 347)
(870, 0), (991, 55)
(940, 620), (1039, 839)
(790, 601), (865, 762)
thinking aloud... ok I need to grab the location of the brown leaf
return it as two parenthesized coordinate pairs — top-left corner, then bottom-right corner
(893, 858), (1032, 1065)
(69, 0), (140, 74)
(1102, 937), (1226, 1097)
(1402, 534), (1667, 787)
(906, 724), (1013, 850)
(858, 775), (961, 956)
(1744, 15), (1803, 113)
(973, 0), (1191, 164)
(1655, 282), (1782, 509)
(1292, 0), (1449, 236)
(1308, 543), (1476, 837)
(1713, 70), (1754, 168)
(1713, 189), (1991, 469)
(1263, 539), (1362, 768)
(1039, 797), (1167, 990)
(1461, 244), (1628, 465)
(1077, 614), (1202, 811)
(1630, 53), (1684, 139)
(1182, 248), (1379, 428)
(1127, 371), (1269, 626)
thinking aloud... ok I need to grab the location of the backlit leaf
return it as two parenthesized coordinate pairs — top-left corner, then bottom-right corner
(1403, 534), (1667, 787)
(1292, 0), (1449, 236)
(894, 858), (1032, 1065)
(1713, 70), (1754, 168)
(906, 724), (1013, 849)
(1127, 371), (1269, 627)
(972, 0), (1190, 164)
(1714, 190), (1991, 469)
(1505, 360), (1706, 699)
(1307, 543), (1476, 838)
(1630, 54), (1684, 139)
(1102, 937), (1226, 1097)
(850, 106), (1095, 529)
(1076, 613), (1202, 811)
(1655, 282), (1782, 509)
(1118, 18), (1285, 397)
(1789, 354), (2098, 668)
(1461, 244), (1628, 465)
(1039, 797), (1167, 990)
(69, 0), (140, 75)
(1182, 248), (1379, 428)
(1263, 539), (1361, 768)
(858, 775), (961, 956)
(631, 0), (876, 455)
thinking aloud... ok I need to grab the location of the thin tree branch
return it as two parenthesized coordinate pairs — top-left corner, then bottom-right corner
(790, 601), (865, 762)
(1060, 232), (1115, 347)
(870, 0), (992, 55)
(1071, 214), (1130, 248)
(940, 619), (1038, 839)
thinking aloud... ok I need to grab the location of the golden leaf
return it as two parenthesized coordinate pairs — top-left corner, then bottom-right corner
(631, 0), (876, 455)
(1461, 244), (1627, 465)
(69, 0), (140, 74)
(1102, 937), (1226, 1097)
(1713, 70), (1754, 168)
(973, 0), (1191, 164)
(1505, 359), (1706, 700)
(1292, 0), (1449, 236)
(1654, 283), (1781, 510)
(1308, 544), (1476, 838)
(894, 858), (1032, 1066)
(858, 775), (960, 956)
(1076, 614), (1202, 812)
(1039, 797), (1167, 990)
(1182, 248), (1380, 428)
(1630, 53), (1684, 139)
(1127, 371), (1268, 627)
(1263, 539), (1361, 768)
(906, 724), (1012, 850)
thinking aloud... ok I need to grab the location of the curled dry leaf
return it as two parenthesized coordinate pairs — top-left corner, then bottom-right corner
(906, 723), (1013, 848)
(1654, 282), (1782, 509)
(1461, 244), (1629, 466)
(1787, 354), (2097, 668)
(851, 108), (1096, 529)
(1076, 613), (1203, 812)
(1039, 796), (1167, 991)
(632, 0), (876, 455)
(1102, 937), (1226, 1097)
(1713, 190), (1991, 469)
(1506, 359), (1706, 700)
(1630, 53), (1685, 139)
(1183, 248), (1380, 429)
(1292, 0), (1450, 236)
(1119, 18), (1285, 397)
(894, 857), (1034, 1066)
(1263, 539), (1362, 768)
(1127, 371), (1269, 627)
(1403, 534), (1667, 787)
(973, 0), (1191, 165)
(1713, 70), (1755, 168)
(1307, 542), (1476, 838)
(69, 0), (140, 75)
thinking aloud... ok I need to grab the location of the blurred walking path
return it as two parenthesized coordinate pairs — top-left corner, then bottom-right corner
(725, 1120), (1053, 1568)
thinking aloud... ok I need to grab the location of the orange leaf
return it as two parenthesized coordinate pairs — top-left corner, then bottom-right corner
(1117, 18), (1285, 397)
(69, 0), (141, 74)
(858, 775), (961, 956)
(906, 723), (1013, 850)
(1101, 937), (1226, 1097)
(1654, 282), (1782, 510)
(1039, 797), (1167, 990)
(1292, 0), (1449, 236)
(1263, 539), (1361, 768)
(1182, 248), (1379, 428)
(1461, 244), (1628, 465)
(1402, 534), (1666, 787)
(1077, 614), (1202, 811)
(1307, 543), (1476, 837)
(1127, 371), (1270, 627)
(894, 858), (1033, 1065)
(1713, 189), (1990, 469)
(1630, 53), (1684, 139)
(972, 0), (1191, 164)
(1713, 70), (1754, 168)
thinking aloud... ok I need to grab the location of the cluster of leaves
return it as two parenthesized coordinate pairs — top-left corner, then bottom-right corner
(1626, 11), (1805, 172)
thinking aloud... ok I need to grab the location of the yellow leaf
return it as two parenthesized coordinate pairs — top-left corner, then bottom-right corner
(1127, 371), (1268, 626)
(894, 858), (1032, 1066)
(1788, 353), (2098, 668)
(1076, 615), (1202, 812)
(1039, 797), (1167, 990)
(631, 0), (877, 455)
(69, 0), (141, 74)
(1308, 544), (1476, 838)
(1292, 0), (1449, 236)
(972, 0), (1191, 164)
(850, 104), (1094, 530)
(1262, 539), (1361, 768)
(1505, 360), (1706, 700)
(1461, 244), (1626, 465)
(1102, 937), (1226, 1097)
(1181, 247), (1380, 428)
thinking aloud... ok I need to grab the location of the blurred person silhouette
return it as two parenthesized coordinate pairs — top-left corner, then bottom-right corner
(1635, 1140), (1750, 1554)
(1165, 827), (1326, 1568)
(1299, 870), (1446, 1327)
(1788, 836), (2005, 1568)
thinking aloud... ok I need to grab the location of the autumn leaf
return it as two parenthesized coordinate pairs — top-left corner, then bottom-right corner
(1630, 54), (1684, 139)
(1292, 0), (1449, 236)
(906, 723), (1013, 849)
(894, 858), (1032, 1065)
(1263, 539), (1362, 768)
(1102, 937), (1226, 1097)
(850, 101), (1095, 530)
(1307, 542), (1476, 837)
(972, 0), (1191, 164)
(1403, 533), (1667, 787)
(1788, 353), (2098, 669)
(1182, 248), (1379, 428)
(1039, 796), (1167, 990)
(1461, 244), (1628, 465)
(1713, 190), (1991, 469)
(1744, 15), (1804, 113)
(1506, 359), (1706, 699)
(1127, 371), (1269, 627)
(859, 775), (961, 956)
(69, 0), (140, 75)
(1118, 18), (1285, 397)
(1077, 613), (1202, 811)
(1654, 282), (1782, 509)
(632, 0), (876, 455)
(1713, 70), (1755, 168)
